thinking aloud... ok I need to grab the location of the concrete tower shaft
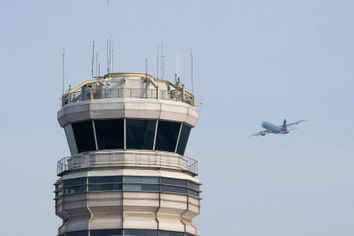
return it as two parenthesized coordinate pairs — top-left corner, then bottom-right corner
(55, 73), (201, 236)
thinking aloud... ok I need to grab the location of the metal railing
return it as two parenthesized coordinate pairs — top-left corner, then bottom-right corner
(57, 150), (198, 176)
(62, 87), (194, 107)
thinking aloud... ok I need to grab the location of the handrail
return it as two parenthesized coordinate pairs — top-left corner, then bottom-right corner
(57, 151), (198, 176)
(62, 87), (194, 107)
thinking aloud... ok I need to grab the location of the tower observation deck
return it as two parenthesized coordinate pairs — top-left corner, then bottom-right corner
(55, 72), (201, 236)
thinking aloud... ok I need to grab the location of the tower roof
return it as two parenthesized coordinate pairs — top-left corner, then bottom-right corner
(62, 72), (195, 107)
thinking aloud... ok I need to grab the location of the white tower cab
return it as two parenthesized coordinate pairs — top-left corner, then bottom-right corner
(55, 72), (201, 236)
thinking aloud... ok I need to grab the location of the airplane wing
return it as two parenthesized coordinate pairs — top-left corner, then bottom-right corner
(287, 119), (306, 127)
(250, 130), (271, 137)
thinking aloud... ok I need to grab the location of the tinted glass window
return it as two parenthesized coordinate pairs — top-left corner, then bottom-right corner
(72, 121), (96, 152)
(159, 231), (184, 236)
(155, 121), (180, 152)
(64, 178), (86, 187)
(89, 176), (122, 183)
(60, 176), (199, 197)
(188, 182), (199, 191)
(188, 189), (199, 197)
(64, 124), (78, 155)
(176, 124), (192, 155)
(94, 119), (124, 150)
(161, 178), (187, 187)
(123, 184), (159, 191)
(63, 178), (86, 194)
(64, 185), (86, 194)
(126, 119), (156, 149)
(89, 184), (122, 191)
(123, 229), (156, 236)
(55, 189), (59, 198)
(123, 176), (159, 184)
(67, 231), (88, 236)
(91, 229), (123, 236)
(161, 185), (187, 194)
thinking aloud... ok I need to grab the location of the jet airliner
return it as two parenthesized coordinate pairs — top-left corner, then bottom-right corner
(250, 119), (306, 137)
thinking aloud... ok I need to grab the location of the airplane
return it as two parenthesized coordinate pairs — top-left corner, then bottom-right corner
(250, 119), (306, 137)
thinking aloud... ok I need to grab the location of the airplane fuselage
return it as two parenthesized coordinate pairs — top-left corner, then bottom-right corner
(262, 121), (287, 134)
(250, 119), (305, 137)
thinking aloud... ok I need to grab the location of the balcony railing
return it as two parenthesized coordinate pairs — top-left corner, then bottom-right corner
(62, 87), (194, 107)
(57, 150), (198, 176)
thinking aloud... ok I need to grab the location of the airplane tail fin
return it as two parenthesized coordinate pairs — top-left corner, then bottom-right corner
(282, 119), (287, 130)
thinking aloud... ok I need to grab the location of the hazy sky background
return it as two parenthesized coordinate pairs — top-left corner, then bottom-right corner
(0, 0), (354, 235)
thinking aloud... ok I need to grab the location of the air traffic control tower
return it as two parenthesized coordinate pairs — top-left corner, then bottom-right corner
(55, 72), (201, 236)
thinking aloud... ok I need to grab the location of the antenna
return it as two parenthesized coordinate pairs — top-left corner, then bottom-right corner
(156, 45), (160, 99)
(109, 40), (111, 73)
(91, 41), (95, 79)
(62, 47), (65, 95)
(191, 49), (195, 94)
(156, 45), (159, 80)
(145, 58), (148, 76)
(111, 48), (114, 73)
(106, 39), (109, 74)
(109, 39), (113, 73)
(175, 49), (181, 85)
(145, 57), (148, 86)
(95, 52), (98, 77)
(160, 42), (165, 80)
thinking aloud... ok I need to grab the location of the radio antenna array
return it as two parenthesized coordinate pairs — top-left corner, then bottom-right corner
(105, 39), (114, 73)
(175, 49), (181, 86)
(156, 45), (160, 99)
(106, 39), (109, 73)
(191, 49), (195, 94)
(145, 58), (148, 78)
(156, 46), (159, 79)
(111, 48), (114, 73)
(160, 42), (165, 80)
(62, 47), (65, 95)
(91, 41), (95, 79)
(95, 52), (99, 77)
(98, 63), (101, 77)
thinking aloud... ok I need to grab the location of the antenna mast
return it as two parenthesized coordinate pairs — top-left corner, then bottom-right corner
(91, 41), (95, 79)
(175, 49), (181, 85)
(109, 39), (113, 73)
(156, 46), (160, 79)
(145, 58), (148, 74)
(191, 50), (195, 94)
(62, 47), (65, 95)
(106, 39), (109, 74)
(156, 45), (160, 99)
(98, 63), (101, 77)
(145, 58), (148, 81)
(156, 45), (159, 79)
(95, 53), (98, 77)
(109, 40), (111, 73)
(160, 42), (165, 80)
(111, 48), (114, 73)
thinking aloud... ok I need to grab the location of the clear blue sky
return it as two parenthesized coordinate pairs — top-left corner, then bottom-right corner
(1, 0), (354, 235)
